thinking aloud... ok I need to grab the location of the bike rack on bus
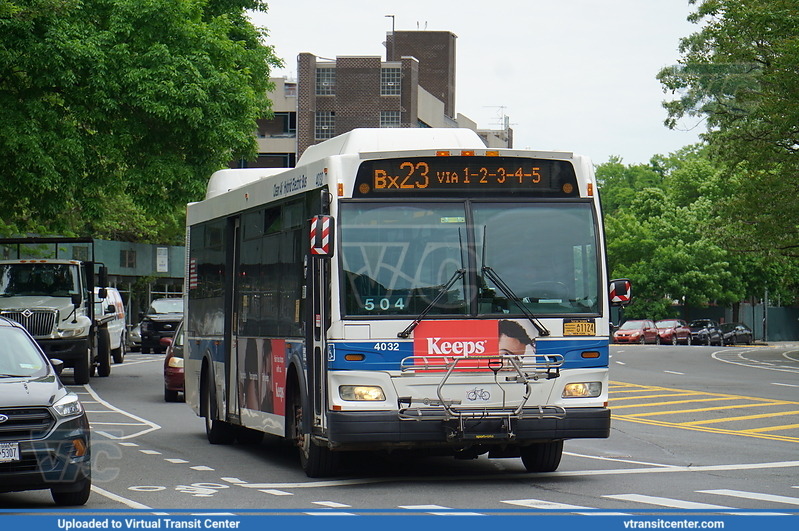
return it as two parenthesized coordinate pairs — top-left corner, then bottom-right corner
(396, 353), (566, 440)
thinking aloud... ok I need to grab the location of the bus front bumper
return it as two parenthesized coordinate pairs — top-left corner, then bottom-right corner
(326, 407), (610, 448)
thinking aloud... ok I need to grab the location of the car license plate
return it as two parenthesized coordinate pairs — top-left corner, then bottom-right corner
(0, 442), (20, 462)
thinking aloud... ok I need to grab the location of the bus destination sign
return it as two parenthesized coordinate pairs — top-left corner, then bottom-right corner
(354, 156), (579, 197)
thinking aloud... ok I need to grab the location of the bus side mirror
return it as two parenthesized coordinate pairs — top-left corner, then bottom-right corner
(309, 215), (335, 258)
(609, 278), (632, 306)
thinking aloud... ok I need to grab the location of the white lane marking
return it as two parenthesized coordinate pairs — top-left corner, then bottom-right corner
(564, 451), (680, 468)
(119, 442), (139, 447)
(190, 465), (215, 471)
(233, 460), (799, 489)
(712, 351), (799, 374)
(139, 450), (162, 455)
(259, 489), (293, 496)
(699, 489), (799, 505)
(304, 512), (356, 516)
(222, 477), (247, 484)
(83, 384), (161, 439)
(313, 501), (351, 508)
(615, 361), (626, 365)
(664, 370), (684, 375)
(604, 494), (733, 510)
(165, 458), (190, 464)
(92, 485), (153, 509)
(772, 382), (799, 388)
(399, 505), (483, 515)
(501, 498), (628, 515)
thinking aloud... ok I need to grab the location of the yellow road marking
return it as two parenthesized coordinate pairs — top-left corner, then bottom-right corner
(741, 423), (799, 433)
(681, 410), (799, 426)
(622, 402), (788, 418)
(609, 381), (799, 443)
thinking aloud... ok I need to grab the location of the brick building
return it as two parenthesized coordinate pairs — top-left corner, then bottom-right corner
(237, 30), (512, 168)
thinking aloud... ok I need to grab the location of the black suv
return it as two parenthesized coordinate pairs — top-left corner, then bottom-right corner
(0, 317), (91, 505)
(688, 319), (723, 346)
(140, 298), (184, 354)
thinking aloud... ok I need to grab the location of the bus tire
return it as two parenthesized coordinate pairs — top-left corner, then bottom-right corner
(73, 351), (91, 385)
(97, 329), (112, 377)
(520, 440), (563, 473)
(202, 368), (235, 444)
(288, 384), (337, 478)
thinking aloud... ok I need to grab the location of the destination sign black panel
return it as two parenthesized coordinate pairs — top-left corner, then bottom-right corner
(353, 157), (579, 197)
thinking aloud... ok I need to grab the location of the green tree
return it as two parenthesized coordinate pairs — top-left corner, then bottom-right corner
(657, 0), (799, 258)
(0, 0), (283, 242)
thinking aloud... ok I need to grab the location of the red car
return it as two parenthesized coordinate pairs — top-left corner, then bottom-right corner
(613, 319), (660, 344)
(655, 319), (692, 345)
(162, 320), (185, 402)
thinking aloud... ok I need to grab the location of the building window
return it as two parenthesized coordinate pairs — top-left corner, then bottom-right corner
(315, 111), (335, 139)
(284, 82), (297, 97)
(120, 250), (136, 268)
(381, 68), (401, 95)
(380, 111), (401, 128)
(316, 68), (336, 95)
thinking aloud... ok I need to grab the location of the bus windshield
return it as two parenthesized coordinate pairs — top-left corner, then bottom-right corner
(339, 201), (599, 317)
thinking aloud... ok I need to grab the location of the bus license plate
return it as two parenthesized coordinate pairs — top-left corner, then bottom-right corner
(0, 442), (20, 462)
(563, 319), (595, 336)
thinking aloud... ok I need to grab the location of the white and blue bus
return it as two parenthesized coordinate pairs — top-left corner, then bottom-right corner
(184, 128), (630, 477)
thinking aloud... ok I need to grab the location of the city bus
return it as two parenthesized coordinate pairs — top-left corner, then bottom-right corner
(184, 128), (630, 477)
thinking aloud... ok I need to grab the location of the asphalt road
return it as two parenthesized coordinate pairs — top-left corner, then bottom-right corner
(2, 343), (798, 514)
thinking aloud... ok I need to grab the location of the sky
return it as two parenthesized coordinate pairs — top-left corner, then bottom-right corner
(250, 1), (706, 165)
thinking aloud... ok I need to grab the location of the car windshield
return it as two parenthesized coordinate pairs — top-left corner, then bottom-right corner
(689, 320), (712, 328)
(339, 201), (600, 317)
(0, 326), (49, 378)
(149, 299), (184, 314)
(656, 320), (677, 328)
(0, 263), (80, 297)
(619, 320), (645, 330)
(720, 323), (734, 331)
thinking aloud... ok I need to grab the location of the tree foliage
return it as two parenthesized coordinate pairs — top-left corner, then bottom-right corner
(0, 0), (282, 242)
(599, 148), (799, 320)
(657, 0), (799, 257)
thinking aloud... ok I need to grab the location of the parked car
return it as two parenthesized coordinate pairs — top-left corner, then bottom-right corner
(721, 322), (754, 346)
(94, 286), (127, 364)
(688, 319), (723, 346)
(0, 317), (91, 506)
(655, 319), (692, 345)
(162, 320), (185, 402)
(140, 298), (184, 354)
(127, 323), (141, 352)
(613, 319), (660, 344)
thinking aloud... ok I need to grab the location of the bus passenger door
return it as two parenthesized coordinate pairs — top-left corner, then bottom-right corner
(307, 215), (334, 436)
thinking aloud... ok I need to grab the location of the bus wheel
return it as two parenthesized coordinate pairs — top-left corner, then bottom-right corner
(289, 385), (338, 478)
(520, 440), (563, 473)
(202, 368), (235, 444)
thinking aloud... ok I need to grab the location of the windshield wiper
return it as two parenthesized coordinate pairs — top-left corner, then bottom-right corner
(482, 266), (550, 336)
(397, 268), (466, 339)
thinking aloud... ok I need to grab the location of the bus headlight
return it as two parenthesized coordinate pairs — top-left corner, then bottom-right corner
(562, 382), (602, 398)
(339, 385), (386, 401)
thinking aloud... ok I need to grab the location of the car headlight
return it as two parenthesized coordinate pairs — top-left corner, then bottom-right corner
(339, 385), (385, 401)
(53, 393), (84, 418)
(562, 382), (602, 398)
(167, 357), (184, 368)
(57, 325), (89, 338)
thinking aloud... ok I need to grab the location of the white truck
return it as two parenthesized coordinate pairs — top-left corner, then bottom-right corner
(0, 237), (113, 384)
